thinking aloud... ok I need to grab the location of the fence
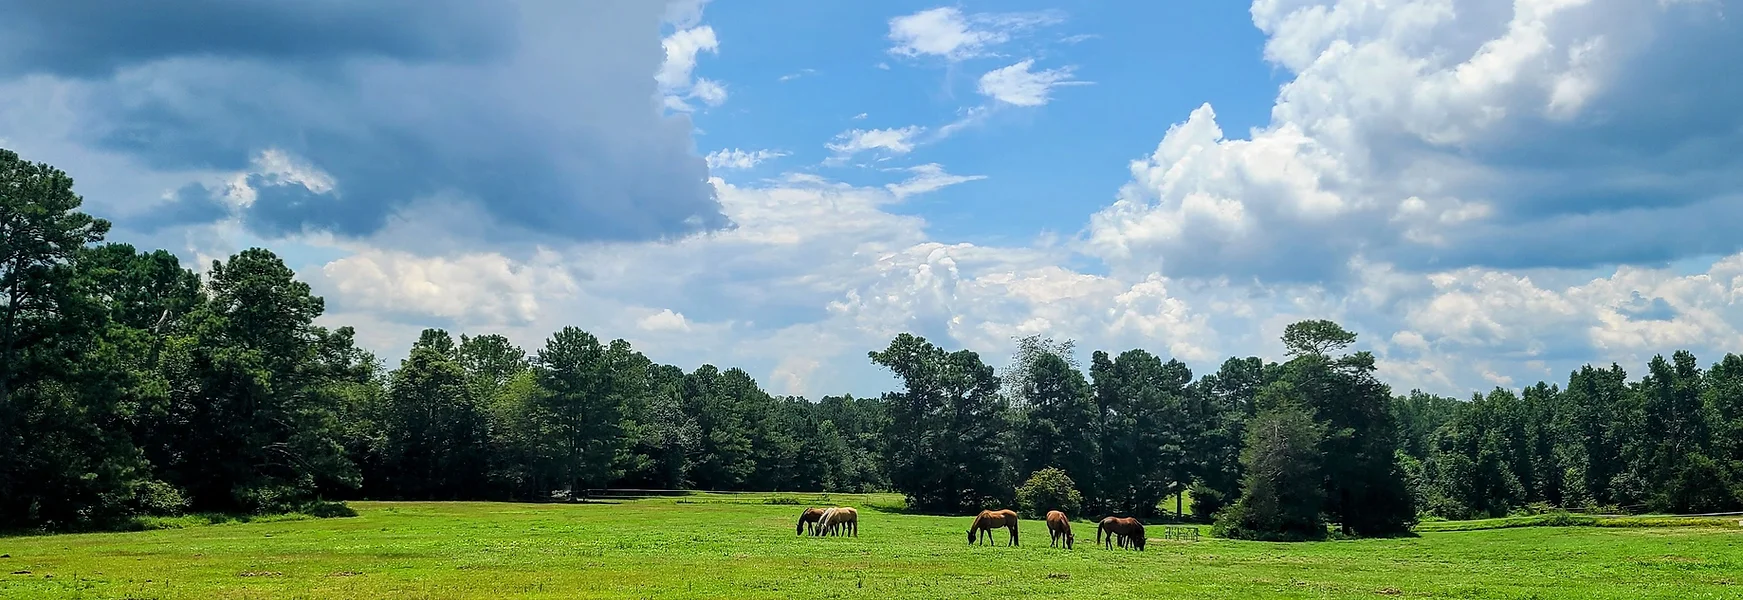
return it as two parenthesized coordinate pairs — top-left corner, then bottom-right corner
(1159, 525), (1200, 541)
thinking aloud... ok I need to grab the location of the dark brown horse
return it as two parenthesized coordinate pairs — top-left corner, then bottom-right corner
(968, 509), (1020, 546)
(1097, 516), (1146, 551)
(1045, 510), (1073, 549)
(797, 507), (825, 535)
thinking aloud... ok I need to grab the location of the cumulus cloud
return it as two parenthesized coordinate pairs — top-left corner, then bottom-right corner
(976, 60), (1088, 107)
(0, 0), (728, 246)
(637, 309), (694, 333)
(658, 24), (727, 110)
(319, 248), (577, 328)
(886, 7), (1065, 61)
(1086, 0), (1743, 281)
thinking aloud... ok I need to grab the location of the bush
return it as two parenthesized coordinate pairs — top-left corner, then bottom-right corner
(1015, 467), (1083, 519)
(131, 480), (190, 516)
(235, 484), (303, 515)
(299, 500), (358, 519)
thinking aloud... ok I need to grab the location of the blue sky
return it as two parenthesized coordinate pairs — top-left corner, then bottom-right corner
(2, 0), (1741, 398)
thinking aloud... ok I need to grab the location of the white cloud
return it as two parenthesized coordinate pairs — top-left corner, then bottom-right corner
(637, 309), (693, 333)
(976, 59), (1088, 106)
(705, 148), (787, 170)
(884, 163), (988, 198)
(658, 25), (726, 110)
(1084, 0), (1739, 282)
(887, 7), (1065, 61)
(826, 126), (925, 158)
(320, 248), (576, 328)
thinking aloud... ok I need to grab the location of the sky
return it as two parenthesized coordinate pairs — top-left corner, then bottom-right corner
(2, 0), (1741, 399)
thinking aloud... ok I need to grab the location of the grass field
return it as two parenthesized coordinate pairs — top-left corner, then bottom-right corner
(3, 492), (1741, 599)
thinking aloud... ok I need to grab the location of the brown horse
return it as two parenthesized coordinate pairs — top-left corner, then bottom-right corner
(1045, 510), (1073, 549)
(968, 509), (1020, 546)
(815, 506), (859, 537)
(1097, 516), (1146, 551)
(797, 507), (825, 536)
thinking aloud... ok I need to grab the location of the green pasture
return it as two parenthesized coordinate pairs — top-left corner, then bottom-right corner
(3, 492), (1741, 599)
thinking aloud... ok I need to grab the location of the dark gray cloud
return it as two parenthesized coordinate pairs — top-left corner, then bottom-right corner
(132, 182), (232, 233)
(1465, 12), (1743, 222)
(1621, 292), (1677, 322)
(0, 0), (517, 77)
(1, 0), (729, 245)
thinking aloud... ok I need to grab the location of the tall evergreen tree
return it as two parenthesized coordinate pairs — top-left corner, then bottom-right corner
(1278, 320), (1415, 535)
(1014, 348), (1098, 500)
(532, 328), (641, 496)
(1213, 381), (1326, 541)
(870, 333), (1013, 512)
(1190, 356), (1267, 520)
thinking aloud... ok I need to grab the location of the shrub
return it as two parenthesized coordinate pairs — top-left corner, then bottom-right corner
(1015, 467), (1083, 519)
(299, 501), (358, 519)
(131, 480), (190, 516)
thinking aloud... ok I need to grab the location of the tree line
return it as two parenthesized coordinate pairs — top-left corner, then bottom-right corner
(4, 148), (1741, 538)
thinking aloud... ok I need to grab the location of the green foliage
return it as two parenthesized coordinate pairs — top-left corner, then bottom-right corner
(870, 333), (1015, 513)
(1015, 467), (1084, 519)
(1010, 339), (1098, 505)
(1281, 319), (1357, 358)
(1188, 356), (1265, 522)
(1214, 396), (1327, 541)
(298, 500), (359, 518)
(130, 480), (190, 516)
(1088, 349), (1196, 517)
(1275, 323), (1417, 536)
(533, 328), (643, 494)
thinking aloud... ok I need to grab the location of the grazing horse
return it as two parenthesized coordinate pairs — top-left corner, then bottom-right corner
(797, 507), (825, 536)
(1098, 516), (1146, 551)
(814, 506), (859, 537)
(968, 509), (1020, 546)
(1045, 510), (1074, 549)
(1096, 517), (1120, 548)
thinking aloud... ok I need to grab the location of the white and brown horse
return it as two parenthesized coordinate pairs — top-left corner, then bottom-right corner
(813, 506), (859, 537)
